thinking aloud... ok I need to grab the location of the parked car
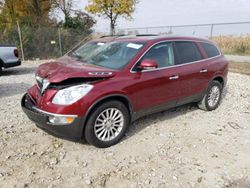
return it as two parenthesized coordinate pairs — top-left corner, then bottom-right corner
(0, 45), (21, 75)
(21, 35), (228, 148)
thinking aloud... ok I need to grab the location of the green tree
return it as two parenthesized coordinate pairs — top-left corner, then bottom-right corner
(0, 0), (54, 27)
(62, 11), (96, 33)
(85, 0), (138, 35)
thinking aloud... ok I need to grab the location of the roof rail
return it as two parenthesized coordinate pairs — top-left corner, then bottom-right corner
(135, 34), (159, 36)
(100, 35), (125, 38)
(100, 34), (159, 38)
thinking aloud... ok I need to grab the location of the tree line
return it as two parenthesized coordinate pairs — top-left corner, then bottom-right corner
(0, 0), (138, 59)
(0, 0), (96, 59)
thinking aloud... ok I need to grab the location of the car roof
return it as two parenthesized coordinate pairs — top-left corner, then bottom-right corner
(114, 35), (213, 44)
(89, 35), (215, 47)
(90, 35), (125, 43)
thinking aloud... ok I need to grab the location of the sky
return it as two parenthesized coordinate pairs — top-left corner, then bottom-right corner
(75, 0), (250, 35)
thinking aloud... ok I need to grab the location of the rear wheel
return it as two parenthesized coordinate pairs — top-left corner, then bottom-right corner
(84, 101), (130, 148)
(198, 80), (222, 111)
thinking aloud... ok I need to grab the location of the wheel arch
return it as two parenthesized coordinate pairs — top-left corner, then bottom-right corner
(81, 94), (133, 138)
(212, 75), (224, 87)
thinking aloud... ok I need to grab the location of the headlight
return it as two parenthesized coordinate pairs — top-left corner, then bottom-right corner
(52, 84), (93, 105)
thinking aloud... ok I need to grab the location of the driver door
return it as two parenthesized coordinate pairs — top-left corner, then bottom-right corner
(131, 42), (181, 114)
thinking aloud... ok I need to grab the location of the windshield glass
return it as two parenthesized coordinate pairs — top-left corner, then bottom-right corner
(69, 41), (105, 59)
(76, 41), (145, 70)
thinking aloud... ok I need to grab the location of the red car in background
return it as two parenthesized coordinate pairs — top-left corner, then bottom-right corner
(22, 35), (228, 148)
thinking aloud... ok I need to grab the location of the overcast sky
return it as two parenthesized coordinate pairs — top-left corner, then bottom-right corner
(75, 0), (250, 34)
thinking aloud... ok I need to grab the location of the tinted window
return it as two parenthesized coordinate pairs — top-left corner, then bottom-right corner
(201, 42), (220, 58)
(174, 41), (202, 64)
(140, 42), (174, 68)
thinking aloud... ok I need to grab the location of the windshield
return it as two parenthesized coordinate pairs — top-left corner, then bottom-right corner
(69, 41), (105, 59)
(76, 41), (145, 70)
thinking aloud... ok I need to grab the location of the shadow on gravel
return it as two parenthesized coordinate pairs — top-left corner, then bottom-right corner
(223, 178), (250, 188)
(125, 86), (229, 140)
(1, 67), (37, 76)
(126, 103), (198, 139)
(0, 83), (32, 98)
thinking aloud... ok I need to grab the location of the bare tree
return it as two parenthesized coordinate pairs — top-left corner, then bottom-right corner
(53, 0), (74, 22)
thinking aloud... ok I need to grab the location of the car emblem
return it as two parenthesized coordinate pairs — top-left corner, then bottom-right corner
(36, 75), (50, 94)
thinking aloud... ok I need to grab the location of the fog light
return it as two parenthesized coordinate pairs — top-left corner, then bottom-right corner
(48, 116), (75, 125)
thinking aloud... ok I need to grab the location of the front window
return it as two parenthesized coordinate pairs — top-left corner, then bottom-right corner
(142, 42), (175, 68)
(70, 42), (105, 59)
(75, 41), (145, 70)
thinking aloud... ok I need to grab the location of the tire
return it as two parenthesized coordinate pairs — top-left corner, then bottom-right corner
(198, 80), (222, 111)
(84, 100), (130, 148)
(0, 66), (2, 76)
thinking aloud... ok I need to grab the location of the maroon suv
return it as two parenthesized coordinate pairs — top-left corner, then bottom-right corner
(22, 35), (228, 148)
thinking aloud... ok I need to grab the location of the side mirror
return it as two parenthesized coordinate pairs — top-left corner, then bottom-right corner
(138, 59), (158, 70)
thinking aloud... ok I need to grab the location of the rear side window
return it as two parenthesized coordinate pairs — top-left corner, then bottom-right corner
(174, 41), (202, 64)
(201, 42), (220, 58)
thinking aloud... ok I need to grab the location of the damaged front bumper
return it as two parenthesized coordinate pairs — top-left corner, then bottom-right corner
(21, 94), (85, 141)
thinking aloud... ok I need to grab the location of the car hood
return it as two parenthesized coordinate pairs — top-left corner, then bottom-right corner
(36, 56), (116, 83)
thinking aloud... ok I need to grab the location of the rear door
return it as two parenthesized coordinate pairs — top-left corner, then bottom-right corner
(173, 41), (211, 105)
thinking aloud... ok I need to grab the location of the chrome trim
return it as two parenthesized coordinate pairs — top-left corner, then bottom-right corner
(130, 39), (222, 73)
(32, 106), (78, 118)
(88, 72), (113, 75)
(169, 75), (179, 80)
(200, 69), (208, 73)
(41, 79), (50, 94)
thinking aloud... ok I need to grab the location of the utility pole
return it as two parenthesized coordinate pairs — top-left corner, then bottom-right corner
(17, 21), (25, 61)
(58, 27), (63, 56)
(210, 24), (214, 39)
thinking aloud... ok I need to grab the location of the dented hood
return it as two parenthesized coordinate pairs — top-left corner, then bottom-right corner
(36, 56), (116, 83)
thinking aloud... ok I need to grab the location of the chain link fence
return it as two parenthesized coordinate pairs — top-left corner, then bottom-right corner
(1, 21), (250, 60)
(0, 22), (93, 60)
(118, 22), (250, 38)
(117, 22), (250, 55)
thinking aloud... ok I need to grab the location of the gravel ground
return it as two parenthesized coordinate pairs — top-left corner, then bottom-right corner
(0, 61), (250, 188)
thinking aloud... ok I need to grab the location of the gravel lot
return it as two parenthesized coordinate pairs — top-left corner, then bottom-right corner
(0, 61), (250, 188)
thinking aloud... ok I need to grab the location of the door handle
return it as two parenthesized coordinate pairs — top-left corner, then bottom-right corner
(169, 75), (179, 80)
(200, 69), (208, 73)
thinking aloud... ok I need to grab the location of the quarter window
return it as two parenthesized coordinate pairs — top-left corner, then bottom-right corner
(174, 41), (202, 64)
(140, 42), (174, 68)
(201, 42), (220, 58)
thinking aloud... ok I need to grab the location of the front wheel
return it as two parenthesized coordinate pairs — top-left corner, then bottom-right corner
(198, 80), (223, 111)
(84, 101), (130, 148)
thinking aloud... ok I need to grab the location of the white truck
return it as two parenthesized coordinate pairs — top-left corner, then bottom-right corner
(0, 45), (21, 75)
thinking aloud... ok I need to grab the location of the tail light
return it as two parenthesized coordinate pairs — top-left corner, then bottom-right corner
(14, 49), (19, 58)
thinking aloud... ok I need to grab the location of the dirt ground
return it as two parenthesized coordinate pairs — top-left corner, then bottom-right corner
(229, 61), (250, 75)
(0, 61), (250, 188)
